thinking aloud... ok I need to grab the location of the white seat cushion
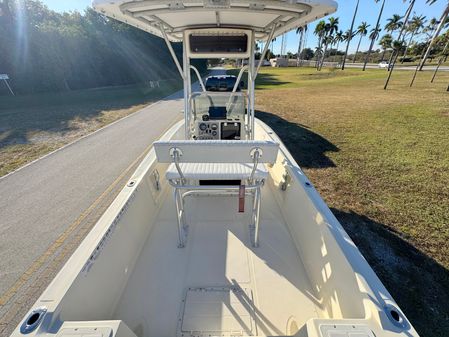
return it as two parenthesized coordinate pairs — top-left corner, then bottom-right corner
(166, 162), (269, 181)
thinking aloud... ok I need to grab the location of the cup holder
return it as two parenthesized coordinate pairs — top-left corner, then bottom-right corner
(20, 307), (47, 334)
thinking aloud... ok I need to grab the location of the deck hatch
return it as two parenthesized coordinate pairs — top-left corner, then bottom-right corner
(319, 324), (375, 337)
(179, 287), (256, 337)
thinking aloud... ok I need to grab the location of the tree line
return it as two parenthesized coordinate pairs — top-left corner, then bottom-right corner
(0, 0), (205, 95)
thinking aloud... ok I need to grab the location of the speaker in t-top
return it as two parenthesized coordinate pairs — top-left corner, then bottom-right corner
(185, 29), (252, 59)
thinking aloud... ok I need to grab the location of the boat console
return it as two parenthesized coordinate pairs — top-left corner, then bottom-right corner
(196, 121), (241, 140)
(191, 91), (246, 140)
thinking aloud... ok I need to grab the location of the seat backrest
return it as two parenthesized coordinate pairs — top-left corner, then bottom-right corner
(154, 140), (279, 164)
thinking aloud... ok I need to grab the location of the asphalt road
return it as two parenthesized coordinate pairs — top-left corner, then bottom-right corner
(0, 92), (185, 298)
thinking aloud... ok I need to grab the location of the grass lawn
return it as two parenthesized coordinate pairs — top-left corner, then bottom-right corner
(241, 66), (449, 337)
(0, 80), (181, 177)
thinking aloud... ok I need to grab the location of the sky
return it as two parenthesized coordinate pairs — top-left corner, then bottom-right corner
(42, 0), (447, 53)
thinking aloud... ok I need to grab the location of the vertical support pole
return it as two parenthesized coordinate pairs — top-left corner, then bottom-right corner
(174, 188), (185, 248)
(253, 187), (261, 248)
(255, 25), (276, 79)
(249, 31), (256, 140)
(183, 35), (191, 139)
(160, 25), (189, 139)
(160, 25), (185, 80)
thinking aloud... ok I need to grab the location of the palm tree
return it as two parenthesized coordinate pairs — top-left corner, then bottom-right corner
(296, 25), (308, 65)
(319, 17), (339, 69)
(424, 17), (439, 38)
(353, 22), (370, 63)
(402, 15), (426, 62)
(419, 0), (449, 70)
(385, 14), (404, 39)
(379, 34), (393, 60)
(342, 0), (360, 70)
(384, 0), (416, 89)
(327, 16), (340, 36)
(314, 20), (327, 68)
(334, 30), (344, 55)
(431, 31), (449, 82)
(363, 0), (387, 71)
(369, 27), (382, 42)
(319, 35), (334, 70)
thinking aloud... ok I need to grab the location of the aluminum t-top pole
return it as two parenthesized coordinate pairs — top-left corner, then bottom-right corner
(183, 40), (192, 139)
(159, 24), (192, 139)
(254, 25), (276, 80)
(249, 31), (256, 140)
(160, 25), (185, 81)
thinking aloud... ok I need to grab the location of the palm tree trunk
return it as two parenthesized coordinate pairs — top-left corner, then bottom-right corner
(363, 0), (386, 71)
(297, 31), (303, 66)
(401, 31), (415, 64)
(381, 49), (386, 61)
(319, 43), (329, 70)
(387, 0), (415, 69)
(353, 35), (363, 63)
(384, 0), (416, 89)
(419, 4), (449, 71)
(316, 37), (322, 69)
(410, 42), (431, 87)
(431, 39), (449, 83)
(342, 0), (360, 70)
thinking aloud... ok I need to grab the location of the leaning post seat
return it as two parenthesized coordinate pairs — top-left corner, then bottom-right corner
(154, 140), (279, 248)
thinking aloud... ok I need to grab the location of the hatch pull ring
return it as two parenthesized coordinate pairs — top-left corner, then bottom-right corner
(20, 307), (47, 334)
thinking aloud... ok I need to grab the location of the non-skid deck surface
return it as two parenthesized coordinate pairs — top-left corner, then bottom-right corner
(114, 189), (322, 337)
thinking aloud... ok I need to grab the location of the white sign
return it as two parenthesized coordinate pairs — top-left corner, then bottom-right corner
(0, 74), (9, 80)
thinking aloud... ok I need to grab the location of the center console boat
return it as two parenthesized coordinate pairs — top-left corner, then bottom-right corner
(12, 1), (419, 337)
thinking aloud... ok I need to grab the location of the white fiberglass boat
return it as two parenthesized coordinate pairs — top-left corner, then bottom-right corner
(13, 1), (419, 337)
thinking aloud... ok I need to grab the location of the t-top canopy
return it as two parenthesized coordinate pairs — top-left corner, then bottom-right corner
(92, 0), (338, 42)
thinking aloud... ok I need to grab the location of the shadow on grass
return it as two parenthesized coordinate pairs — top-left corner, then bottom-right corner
(333, 209), (449, 337)
(256, 107), (448, 336)
(0, 81), (181, 149)
(255, 72), (291, 89)
(256, 110), (338, 169)
(227, 69), (292, 89)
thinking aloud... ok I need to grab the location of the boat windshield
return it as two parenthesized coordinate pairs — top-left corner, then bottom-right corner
(191, 92), (246, 121)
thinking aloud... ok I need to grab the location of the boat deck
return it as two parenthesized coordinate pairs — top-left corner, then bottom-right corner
(114, 186), (323, 337)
